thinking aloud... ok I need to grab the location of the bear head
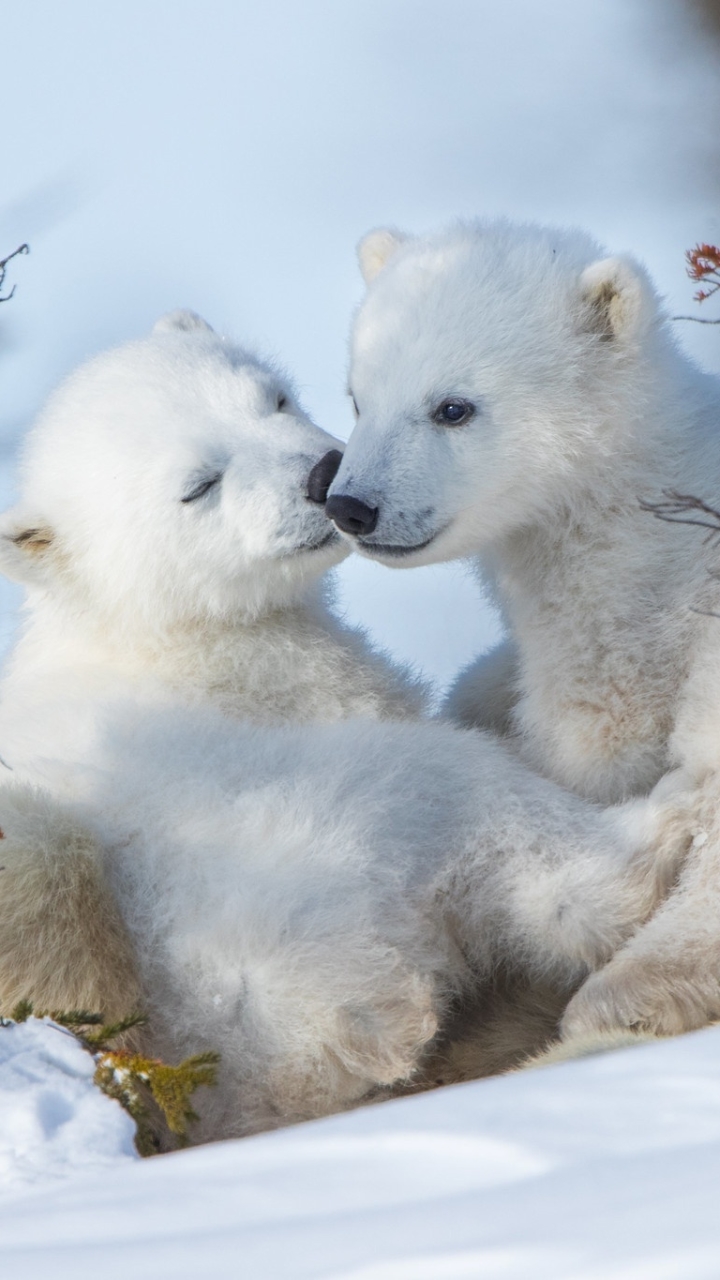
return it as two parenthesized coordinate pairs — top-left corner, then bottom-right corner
(0, 313), (347, 636)
(326, 220), (666, 565)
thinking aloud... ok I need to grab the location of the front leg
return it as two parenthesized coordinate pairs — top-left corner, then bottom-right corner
(561, 773), (720, 1039)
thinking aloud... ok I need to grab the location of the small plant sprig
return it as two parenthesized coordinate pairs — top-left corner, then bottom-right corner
(0, 244), (29, 302)
(673, 241), (720, 324)
(4, 1000), (219, 1155)
(94, 1045), (219, 1155)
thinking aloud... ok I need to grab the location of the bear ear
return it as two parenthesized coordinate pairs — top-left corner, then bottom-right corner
(357, 228), (408, 285)
(578, 256), (652, 342)
(0, 505), (57, 586)
(152, 310), (215, 336)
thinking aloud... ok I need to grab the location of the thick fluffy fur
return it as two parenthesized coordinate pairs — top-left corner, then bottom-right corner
(328, 219), (720, 1041)
(0, 784), (142, 1020)
(556, 617), (720, 1045)
(50, 700), (681, 1139)
(0, 313), (424, 1023)
(0, 312), (425, 764)
(334, 219), (720, 803)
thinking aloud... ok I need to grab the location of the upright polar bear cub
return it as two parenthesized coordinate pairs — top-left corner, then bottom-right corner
(0, 311), (682, 1138)
(326, 218), (720, 1040)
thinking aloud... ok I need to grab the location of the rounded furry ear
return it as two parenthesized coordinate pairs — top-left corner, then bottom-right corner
(0, 506), (56, 586)
(152, 310), (215, 336)
(357, 228), (407, 285)
(578, 257), (652, 342)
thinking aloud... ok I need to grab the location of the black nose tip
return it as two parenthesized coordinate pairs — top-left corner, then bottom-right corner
(325, 493), (379, 537)
(306, 449), (344, 505)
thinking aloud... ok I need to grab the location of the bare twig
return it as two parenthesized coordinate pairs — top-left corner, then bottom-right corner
(639, 491), (720, 542)
(0, 244), (29, 302)
(671, 314), (720, 324)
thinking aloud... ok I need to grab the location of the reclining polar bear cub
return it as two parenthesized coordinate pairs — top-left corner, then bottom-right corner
(323, 218), (720, 1041)
(41, 689), (683, 1140)
(0, 311), (425, 1022)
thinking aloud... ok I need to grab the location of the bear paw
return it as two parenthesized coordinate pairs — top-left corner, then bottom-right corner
(561, 953), (720, 1040)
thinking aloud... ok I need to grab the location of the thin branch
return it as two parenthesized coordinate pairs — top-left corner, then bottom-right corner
(639, 491), (720, 543)
(0, 244), (29, 302)
(671, 315), (720, 324)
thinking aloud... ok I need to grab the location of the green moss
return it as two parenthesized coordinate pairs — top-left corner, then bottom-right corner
(95, 1048), (220, 1153)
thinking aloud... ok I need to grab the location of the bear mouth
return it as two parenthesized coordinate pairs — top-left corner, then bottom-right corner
(290, 529), (342, 556)
(356, 525), (449, 559)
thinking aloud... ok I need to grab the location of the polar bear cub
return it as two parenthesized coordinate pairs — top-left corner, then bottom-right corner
(323, 218), (720, 1041)
(0, 312), (424, 1022)
(0, 310), (425, 784)
(329, 219), (720, 805)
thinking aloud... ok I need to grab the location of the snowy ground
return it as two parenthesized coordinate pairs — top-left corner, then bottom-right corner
(0, 1019), (137, 1192)
(2, 1020), (720, 1279)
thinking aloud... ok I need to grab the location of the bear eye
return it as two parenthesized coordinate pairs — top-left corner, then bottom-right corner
(432, 398), (476, 427)
(351, 395), (359, 417)
(277, 394), (288, 411)
(181, 471), (223, 503)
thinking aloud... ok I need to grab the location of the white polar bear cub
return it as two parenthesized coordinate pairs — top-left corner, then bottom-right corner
(330, 220), (720, 805)
(324, 218), (720, 1040)
(0, 310), (425, 780)
(0, 311), (424, 1021)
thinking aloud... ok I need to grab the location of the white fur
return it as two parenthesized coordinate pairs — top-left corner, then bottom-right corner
(0, 313), (423, 1057)
(0, 312), (426, 780)
(329, 218), (720, 1039)
(335, 218), (720, 803)
(556, 617), (720, 1045)
(51, 698), (675, 1139)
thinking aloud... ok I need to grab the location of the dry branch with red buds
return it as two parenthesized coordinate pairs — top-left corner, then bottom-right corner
(687, 243), (720, 303)
(674, 241), (720, 324)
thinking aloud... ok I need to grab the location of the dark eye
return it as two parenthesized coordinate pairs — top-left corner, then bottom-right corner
(277, 394), (288, 411)
(351, 396), (359, 417)
(432, 398), (476, 427)
(181, 471), (223, 503)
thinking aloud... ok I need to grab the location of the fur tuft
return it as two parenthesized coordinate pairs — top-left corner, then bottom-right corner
(0, 783), (141, 1021)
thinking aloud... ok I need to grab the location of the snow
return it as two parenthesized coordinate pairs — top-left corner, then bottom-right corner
(0, 1019), (137, 1191)
(2, 1024), (720, 1277)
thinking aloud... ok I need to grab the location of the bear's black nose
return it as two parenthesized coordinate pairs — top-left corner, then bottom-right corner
(306, 449), (344, 505)
(325, 493), (379, 537)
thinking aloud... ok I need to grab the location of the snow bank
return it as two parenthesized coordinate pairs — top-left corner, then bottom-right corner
(0, 1018), (137, 1191)
(2, 1025), (720, 1278)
